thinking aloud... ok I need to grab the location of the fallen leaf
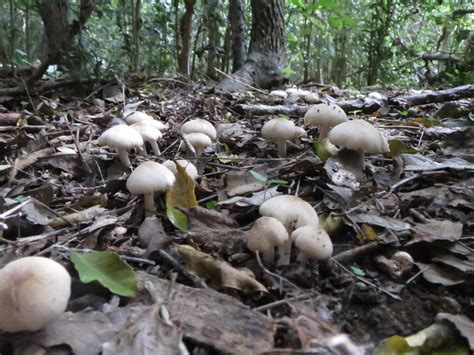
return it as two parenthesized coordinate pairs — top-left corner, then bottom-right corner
(408, 219), (463, 245)
(437, 313), (474, 352)
(416, 262), (465, 286)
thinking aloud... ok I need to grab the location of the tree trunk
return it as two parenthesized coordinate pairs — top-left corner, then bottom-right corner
(37, 0), (69, 61)
(228, 0), (245, 72)
(177, 0), (196, 77)
(131, 0), (141, 72)
(215, 0), (286, 93)
(204, 0), (219, 80)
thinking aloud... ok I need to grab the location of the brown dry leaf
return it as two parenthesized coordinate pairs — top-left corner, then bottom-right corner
(180, 207), (247, 256)
(8, 147), (55, 182)
(416, 262), (465, 286)
(138, 272), (275, 354)
(176, 244), (268, 294)
(437, 313), (474, 352)
(408, 219), (463, 245)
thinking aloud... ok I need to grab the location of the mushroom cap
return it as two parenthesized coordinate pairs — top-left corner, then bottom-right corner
(292, 225), (333, 260)
(304, 103), (348, 128)
(0, 256), (71, 332)
(130, 121), (163, 141)
(162, 159), (198, 180)
(124, 111), (153, 125)
(259, 195), (319, 230)
(328, 119), (389, 153)
(261, 118), (296, 141)
(269, 90), (288, 99)
(182, 119), (217, 140)
(294, 126), (307, 139)
(183, 132), (212, 151)
(126, 161), (176, 195)
(247, 216), (289, 253)
(98, 124), (144, 150)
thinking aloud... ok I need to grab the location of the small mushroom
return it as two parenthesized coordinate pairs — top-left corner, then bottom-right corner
(247, 216), (289, 265)
(162, 159), (198, 180)
(304, 103), (348, 139)
(98, 125), (144, 167)
(182, 132), (212, 157)
(293, 126), (307, 145)
(0, 256), (71, 332)
(259, 195), (319, 265)
(181, 118), (217, 140)
(292, 225), (333, 262)
(130, 121), (163, 156)
(124, 111), (167, 130)
(327, 119), (389, 171)
(126, 161), (176, 217)
(261, 118), (296, 157)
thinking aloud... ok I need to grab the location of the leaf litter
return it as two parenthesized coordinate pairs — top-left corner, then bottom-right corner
(0, 82), (473, 354)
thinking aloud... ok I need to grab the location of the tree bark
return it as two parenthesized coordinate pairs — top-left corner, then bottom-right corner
(228, 0), (245, 72)
(177, 0), (196, 77)
(204, 0), (219, 80)
(37, 0), (69, 58)
(215, 0), (286, 93)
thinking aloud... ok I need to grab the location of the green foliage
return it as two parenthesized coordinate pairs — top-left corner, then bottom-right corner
(70, 251), (138, 297)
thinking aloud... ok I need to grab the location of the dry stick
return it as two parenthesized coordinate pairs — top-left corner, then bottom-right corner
(214, 67), (267, 94)
(255, 252), (304, 294)
(158, 249), (208, 289)
(331, 258), (401, 301)
(405, 263), (432, 286)
(333, 241), (381, 264)
(254, 294), (312, 312)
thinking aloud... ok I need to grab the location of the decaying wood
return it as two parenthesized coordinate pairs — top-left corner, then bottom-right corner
(0, 113), (22, 126)
(0, 79), (97, 96)
(391, 84), (474, 107)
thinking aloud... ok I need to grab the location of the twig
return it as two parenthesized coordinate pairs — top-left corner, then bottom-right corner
(158, 249), (208, 289)
(254, 294), (312, 312)
(333, 241), (381, 264)
(214, 68), (267, 94)
(255, 252), (303, 294)
(405, 263), (432, 285)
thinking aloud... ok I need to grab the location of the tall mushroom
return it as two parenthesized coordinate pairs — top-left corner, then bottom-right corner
(292, 225), (333, 262)
(98, 125), (144, 167)
(259, 195), (319, 265)
(130, 121), (163, 156)
(181, 118), (217, 140)
(0, 256), (71, 332)
(126, 161), (176, 217)
(261, 118), (297, 157)
(247, 216), (289, 266)
(304, 103), (348, 139)
(327, 119), (389, 171)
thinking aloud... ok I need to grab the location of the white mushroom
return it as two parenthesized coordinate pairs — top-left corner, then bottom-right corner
(130, 121), (163, 156)
(183, 132), (212, 157)
(162, 159), (198, 180)
(247, 217), (289, 265)
(292, 225), (333, 262)
(0, 256), (71, 332)
(293, 126), (307, 145)
(126, 161), (176, 217)
(98, 125), (144, 167)
(259, 195), (319, 265)
(327, 119), (389, 171)
(304, 103), (348, 139)
(261, 118), (296, 157)
(181, 119), (217, 140)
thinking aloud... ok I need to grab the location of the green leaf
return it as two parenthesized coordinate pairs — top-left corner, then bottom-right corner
(205, 200), (218, 210)
(287, 33), (298, 42)
(166, 163), (198, 231)
(250, 170), (268, 183)
(267, 179), (288, 186)
(350, 266), (366, 277)
(389, 140), (418, 158)
(70, 251), (137, 297)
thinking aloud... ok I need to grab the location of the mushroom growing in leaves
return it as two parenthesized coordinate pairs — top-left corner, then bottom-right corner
(247, 216), (289, 265)
(0, 256), (71, 332)
(304, 103), (348, 139)
(261, 117), (296, 157)
(126, 161), (176, 217)
(292, 225), (333, 262)
(163, 159), (198, 180)
(181, 118), (217, 140)
(183, 132), (212, 157)
(328, 119), (389, 171)
(130, 121), (163, 156)
(98, 125), (144, 167)
(259, 195), (319, 265)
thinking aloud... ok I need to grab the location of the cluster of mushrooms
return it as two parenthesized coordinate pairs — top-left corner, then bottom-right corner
(98, 112), (216, 216)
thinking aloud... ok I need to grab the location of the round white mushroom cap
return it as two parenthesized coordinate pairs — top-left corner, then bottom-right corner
(294, 126), (307, 139)
(182, 119), (217, 140)
(328, 119), (389, 153)
(292, 225), (333, 261)
(124, 111), (154, 125)
(247, 216), (289, 253)
(304, 103), (348, 129)
(130, 121), (163, 141)
(259, 195), (319, 231)
(98, 124), (144, 150)
(261, 118), (296, 141)
(183, 132), (212, 154)
(0, 256), (71, 332)
(126, 161), (176, 195)
(162, 159), (198, 180)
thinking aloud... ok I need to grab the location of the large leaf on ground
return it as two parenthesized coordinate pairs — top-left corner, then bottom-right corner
(166, 163), (198, 231)
(70, 251), (137, 297)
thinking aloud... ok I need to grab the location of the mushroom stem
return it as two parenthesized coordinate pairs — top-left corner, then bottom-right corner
(337, 148), (366, 173)
(319, 125), (331, 139)
(276, 139), (287, 158)
(143, 192), (156, 217)
(117, 147), (131, 167)
(261, 248), (275, 266)
(140, 145), (147, 156)
(149, 141), (161, 156)
(296, 252), (308, 263)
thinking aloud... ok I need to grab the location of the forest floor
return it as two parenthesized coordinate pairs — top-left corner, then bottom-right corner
(0, 80), (473, 354)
